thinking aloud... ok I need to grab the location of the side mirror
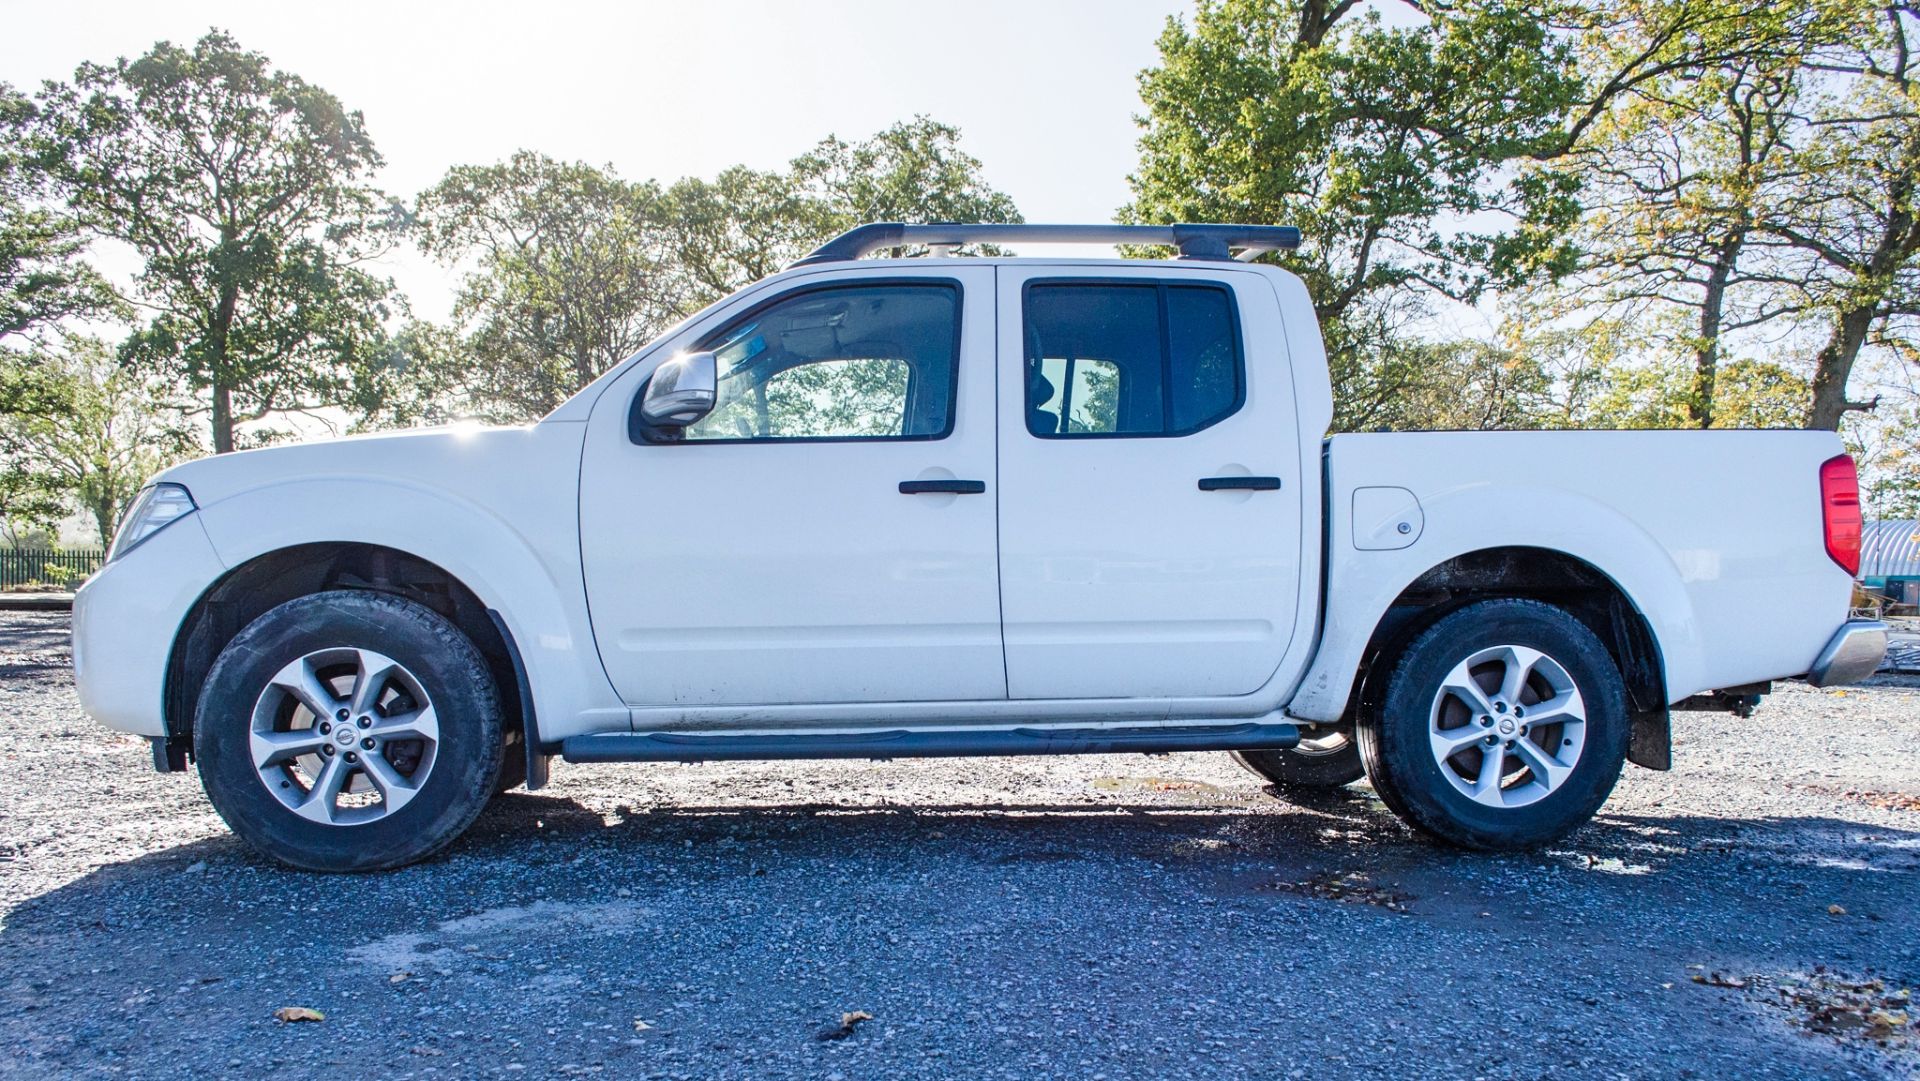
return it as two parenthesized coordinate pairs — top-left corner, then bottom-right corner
(638, 351), (718, 430)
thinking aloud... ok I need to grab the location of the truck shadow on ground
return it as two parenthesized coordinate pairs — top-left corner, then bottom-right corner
(8, 787), (1919, 936)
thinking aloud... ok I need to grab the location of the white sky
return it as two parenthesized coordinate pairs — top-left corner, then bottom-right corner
(0, 0), (1198, 321)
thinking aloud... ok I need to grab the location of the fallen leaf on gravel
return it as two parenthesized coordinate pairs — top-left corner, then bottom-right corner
(1267, 871), (1413, 913)
(1691, 973), (1747, 989)
(272, 1006), (324, 1023)
(815, 1010), (873, 1041)
(1828, 904), (1848, 916)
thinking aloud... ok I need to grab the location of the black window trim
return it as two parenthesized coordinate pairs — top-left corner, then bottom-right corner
(630, 276), (966, 446)
(1020, 276), (1247, 441)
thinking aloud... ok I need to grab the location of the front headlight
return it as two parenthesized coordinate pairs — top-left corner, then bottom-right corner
(109, 483), (197, 561)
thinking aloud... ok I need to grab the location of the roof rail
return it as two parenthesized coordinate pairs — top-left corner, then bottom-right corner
(788, 222), (1302, 268)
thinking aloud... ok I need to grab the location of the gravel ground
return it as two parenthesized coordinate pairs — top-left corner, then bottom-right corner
(3, 609), (1918, 1080)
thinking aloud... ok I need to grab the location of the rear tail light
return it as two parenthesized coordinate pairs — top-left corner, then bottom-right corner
(1819, 454), (1862, 576)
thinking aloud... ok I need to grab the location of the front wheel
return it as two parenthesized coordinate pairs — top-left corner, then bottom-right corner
(1355, 598), (1629, 850)
(194, 590), (505, 872)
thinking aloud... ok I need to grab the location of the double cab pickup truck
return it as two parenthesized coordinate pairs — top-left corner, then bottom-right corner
(72, 222), (1889, 872)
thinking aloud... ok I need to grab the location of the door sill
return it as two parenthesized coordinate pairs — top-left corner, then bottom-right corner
(560, 719), (1300, 764)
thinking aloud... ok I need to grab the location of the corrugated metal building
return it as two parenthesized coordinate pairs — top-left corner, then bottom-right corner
(1861, 519), (1920, 611)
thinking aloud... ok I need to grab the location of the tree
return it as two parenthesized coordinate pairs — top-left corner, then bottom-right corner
(1754, 4), (1920, 430)
(1, 84), (116, 351)
(416, 152), (679, 420)
(2, 337), (191, 545)
(402, 119), (1020, 425)
(33, 30), (403, 453)
(1124, 0), (1584, 430)
(662, 118), (1024, 308)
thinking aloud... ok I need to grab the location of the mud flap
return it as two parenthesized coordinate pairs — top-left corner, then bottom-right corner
(1628, 708), (1671, 771)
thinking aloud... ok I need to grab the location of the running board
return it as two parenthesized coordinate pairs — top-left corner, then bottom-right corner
(560, 721), (1300, 764)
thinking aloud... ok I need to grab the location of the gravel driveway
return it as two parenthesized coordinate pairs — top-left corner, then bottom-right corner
(3, 609), (1918, 1079)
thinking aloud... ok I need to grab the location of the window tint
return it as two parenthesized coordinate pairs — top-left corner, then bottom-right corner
(1023, 282), (1242, 438)
(671, 283), (960, 442)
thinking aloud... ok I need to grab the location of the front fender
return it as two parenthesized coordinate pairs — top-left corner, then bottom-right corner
(193, 477), (627, 740)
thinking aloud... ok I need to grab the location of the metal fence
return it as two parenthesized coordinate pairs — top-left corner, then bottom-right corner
(0, 548), (105, 591)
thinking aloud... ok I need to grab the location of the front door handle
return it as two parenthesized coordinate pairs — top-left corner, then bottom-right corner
(900, 479), (987, 495)
(1198, 476), (1281, 492)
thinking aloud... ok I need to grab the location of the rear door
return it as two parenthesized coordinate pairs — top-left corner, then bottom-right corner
(994, 265), (1305, 699)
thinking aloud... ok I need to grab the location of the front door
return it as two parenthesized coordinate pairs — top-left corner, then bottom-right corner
(579, 267), (1006, 708)
(994, 265), (1306, 699)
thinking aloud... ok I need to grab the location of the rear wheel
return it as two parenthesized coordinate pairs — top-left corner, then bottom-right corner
(1231, 723), (1365, 790)
(1355, 598), (1629, 850)
(194, 590), (504, 872)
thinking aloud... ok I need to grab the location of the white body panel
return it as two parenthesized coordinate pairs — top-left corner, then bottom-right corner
(578, 265), (1006, 708)
(68, 254), (1858, 750)
(993, 263), (1308, 699)
(1286, 429), (1854, 722)
(73, 424), (628, 741)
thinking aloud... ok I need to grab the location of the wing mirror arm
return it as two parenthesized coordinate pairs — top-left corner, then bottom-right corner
(635, 351), (719, 438)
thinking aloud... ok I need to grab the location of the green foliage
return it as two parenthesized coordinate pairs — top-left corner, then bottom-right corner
(32, 30), (402, 453)
(1124, 0), (1582, 429)
(1, 336), (193, 545)
(403, 118), (1020, 424)
(0, 84), (118, 351)
(416, 152), (678, 420)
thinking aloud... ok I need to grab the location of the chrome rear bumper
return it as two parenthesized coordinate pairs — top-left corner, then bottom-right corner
(1806, 620), (1889, 687)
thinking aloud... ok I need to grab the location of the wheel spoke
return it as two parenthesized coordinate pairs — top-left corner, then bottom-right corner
(348, 651), (397, 719)
(1511, 735), (1575, 791)
(271, 658), (341, 721)
(1497, 646), (1539, 704)
(1519, 689), (1585, 728)
(249, 727), (329, 768)
(1430, 723), (1490, 761)
(1469, 742), (1508, 806)
(1438, 660), (1496, 718)
(296, 753), (353, 823)
(369, 705), (437, 743)
(359, 752), (422, 812)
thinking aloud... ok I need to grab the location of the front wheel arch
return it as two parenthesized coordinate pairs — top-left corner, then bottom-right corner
(163, 543), (536, 785)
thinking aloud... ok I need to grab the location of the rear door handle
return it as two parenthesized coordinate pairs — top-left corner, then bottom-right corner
(1198, 476), (1281, 492)
(899, 479), (987, 495)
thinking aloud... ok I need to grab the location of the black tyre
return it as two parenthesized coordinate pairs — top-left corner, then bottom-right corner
(1355, 598), (1629, 850)
(193, 590), (505, 872)
(1231, 723), (1365, 789)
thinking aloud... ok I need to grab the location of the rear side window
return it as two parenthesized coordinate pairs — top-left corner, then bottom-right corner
(1023, 281), (1243, 438)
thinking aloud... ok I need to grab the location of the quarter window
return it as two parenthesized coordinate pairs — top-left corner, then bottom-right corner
(666, 282), (961, 442)
(1023, 282), (1244, 438)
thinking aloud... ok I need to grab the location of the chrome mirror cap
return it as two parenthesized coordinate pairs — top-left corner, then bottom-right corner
(639, 351), (719, 429)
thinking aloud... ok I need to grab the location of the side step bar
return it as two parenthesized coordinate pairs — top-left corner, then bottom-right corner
(561, 721), (1300, 764)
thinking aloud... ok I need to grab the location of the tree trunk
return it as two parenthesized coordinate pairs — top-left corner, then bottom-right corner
(1688, 234), (1741, 429)
(211, 381), (234, 454)
(1806, 303), (1877, 431)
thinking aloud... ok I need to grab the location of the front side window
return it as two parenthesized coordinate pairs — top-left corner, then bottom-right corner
(669, 282), (960, 442)
(1023, 281), (1243, 438)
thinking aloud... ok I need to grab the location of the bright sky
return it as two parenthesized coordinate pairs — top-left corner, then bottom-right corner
(0, 0), (1196, 321)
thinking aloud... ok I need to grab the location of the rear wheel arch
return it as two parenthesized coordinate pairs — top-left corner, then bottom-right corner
(1342, 547), (1669, 769)
(164, 543), (533, 776)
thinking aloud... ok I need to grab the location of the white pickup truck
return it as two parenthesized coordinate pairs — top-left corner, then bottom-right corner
(72, 222), (1888, 872)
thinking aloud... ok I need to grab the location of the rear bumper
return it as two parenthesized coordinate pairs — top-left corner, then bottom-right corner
(1805, 620), (1888, 687)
